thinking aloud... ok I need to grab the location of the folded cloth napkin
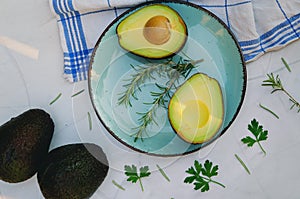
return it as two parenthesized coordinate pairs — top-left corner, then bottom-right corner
(49, 0), (300, 82)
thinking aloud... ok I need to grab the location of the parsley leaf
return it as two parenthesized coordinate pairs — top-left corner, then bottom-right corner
(241, 136), (256, 147)
(241, 119), (268, 155)
(124, 165), (151, 191)
(184, 160), (225, 192)
(202, 160), (218, 177)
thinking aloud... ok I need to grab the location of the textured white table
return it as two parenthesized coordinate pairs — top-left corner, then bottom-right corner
(0, 0), (300, 198)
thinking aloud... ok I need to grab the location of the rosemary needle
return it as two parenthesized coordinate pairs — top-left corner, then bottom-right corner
(71, 89), (85, 97)
(112, 180), (125, 191)
(281, 57), (291, 72)
(156, 164), (170, 182)
(234, 154), (251, 175)
(259, 103), (279, 119)
(87, 112), (92, 130)
(49, 93), (62, 105)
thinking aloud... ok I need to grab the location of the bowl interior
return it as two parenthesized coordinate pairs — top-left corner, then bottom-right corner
(88, 1), (246, 156)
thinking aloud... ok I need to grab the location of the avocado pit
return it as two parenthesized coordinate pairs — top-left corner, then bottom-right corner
(143, 16), (171, 45)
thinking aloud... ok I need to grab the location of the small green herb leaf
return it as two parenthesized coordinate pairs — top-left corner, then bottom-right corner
(194, 179), (209, 192)
(202, 160), (218, 178)
(156, 164), (170, 182)
(281, 57), (291, 72)
(194, 160), (202, 174)
(87, 112), (92, 130)
(184, 160), (225, 192)
(247, 119), (261, 137)
(185, 166), (197, 176)
(112, 180), (125, 191)
(234, 154), (251, 175)
(139, 166), (151, 178)
(124, 165), (151, 191)
(241, 136), (256, 147)
(124, 165), (138, 183)
(49, 93), (62, 105)
(71, 89), (85, 97)
(241, 119), (268, 155)
(184, 175), (196, 184)
(259, 103), (279, 119)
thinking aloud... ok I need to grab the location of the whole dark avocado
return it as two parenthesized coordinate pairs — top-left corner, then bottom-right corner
(37, 143), (109, 199)
(0, 108), (54, 183)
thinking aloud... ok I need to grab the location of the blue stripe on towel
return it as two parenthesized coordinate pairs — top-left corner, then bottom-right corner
(51, 0), (300, 81)
(199, 1), (251, 8)
(107, 0), (111, 7)
(276, 0), (300, 38)
(224, 0), (231, 29)
(53, 0), (72, 53)
(240, 13), (300, 61)
(55, 0), (90, 81)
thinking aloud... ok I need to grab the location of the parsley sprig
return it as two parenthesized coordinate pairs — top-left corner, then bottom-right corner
(184, 160), (225, 192)
(124, 165), (151, 192)
(241, 119), (268, 155)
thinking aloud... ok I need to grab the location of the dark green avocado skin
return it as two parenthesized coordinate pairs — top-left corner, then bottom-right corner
(37, 143), (109, 199)
(0, 109), (54, 183)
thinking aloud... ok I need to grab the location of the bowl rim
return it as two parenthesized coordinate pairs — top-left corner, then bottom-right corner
(88, 0), (247, 157)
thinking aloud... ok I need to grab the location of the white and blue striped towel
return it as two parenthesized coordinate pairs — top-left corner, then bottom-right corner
(49, 0), (300, 82)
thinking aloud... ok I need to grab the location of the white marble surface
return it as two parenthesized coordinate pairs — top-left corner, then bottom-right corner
(0, 0), (300, 198)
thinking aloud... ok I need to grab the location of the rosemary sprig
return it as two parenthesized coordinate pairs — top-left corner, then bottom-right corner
(130, 57), (202, 142)
(118, 59), (173, 107)
(262, 73), (300, 112)
(118, 57), (203, 107)
(132, 72), (180, 142)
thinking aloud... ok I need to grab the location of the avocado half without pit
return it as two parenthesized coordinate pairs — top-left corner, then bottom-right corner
(116, 4), (187, 59)
(168, 73), (224, 144)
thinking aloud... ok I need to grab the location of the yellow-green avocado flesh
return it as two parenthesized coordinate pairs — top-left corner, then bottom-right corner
(168, 73), (224, 144)
(116, 4), (187, 59)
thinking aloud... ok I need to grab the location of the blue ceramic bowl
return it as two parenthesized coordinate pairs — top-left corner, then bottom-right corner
(88, 1), (246, 156)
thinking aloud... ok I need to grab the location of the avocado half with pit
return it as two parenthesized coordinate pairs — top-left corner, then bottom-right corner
(168, 73), (224, 144)
(116, 4), (187, 59)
